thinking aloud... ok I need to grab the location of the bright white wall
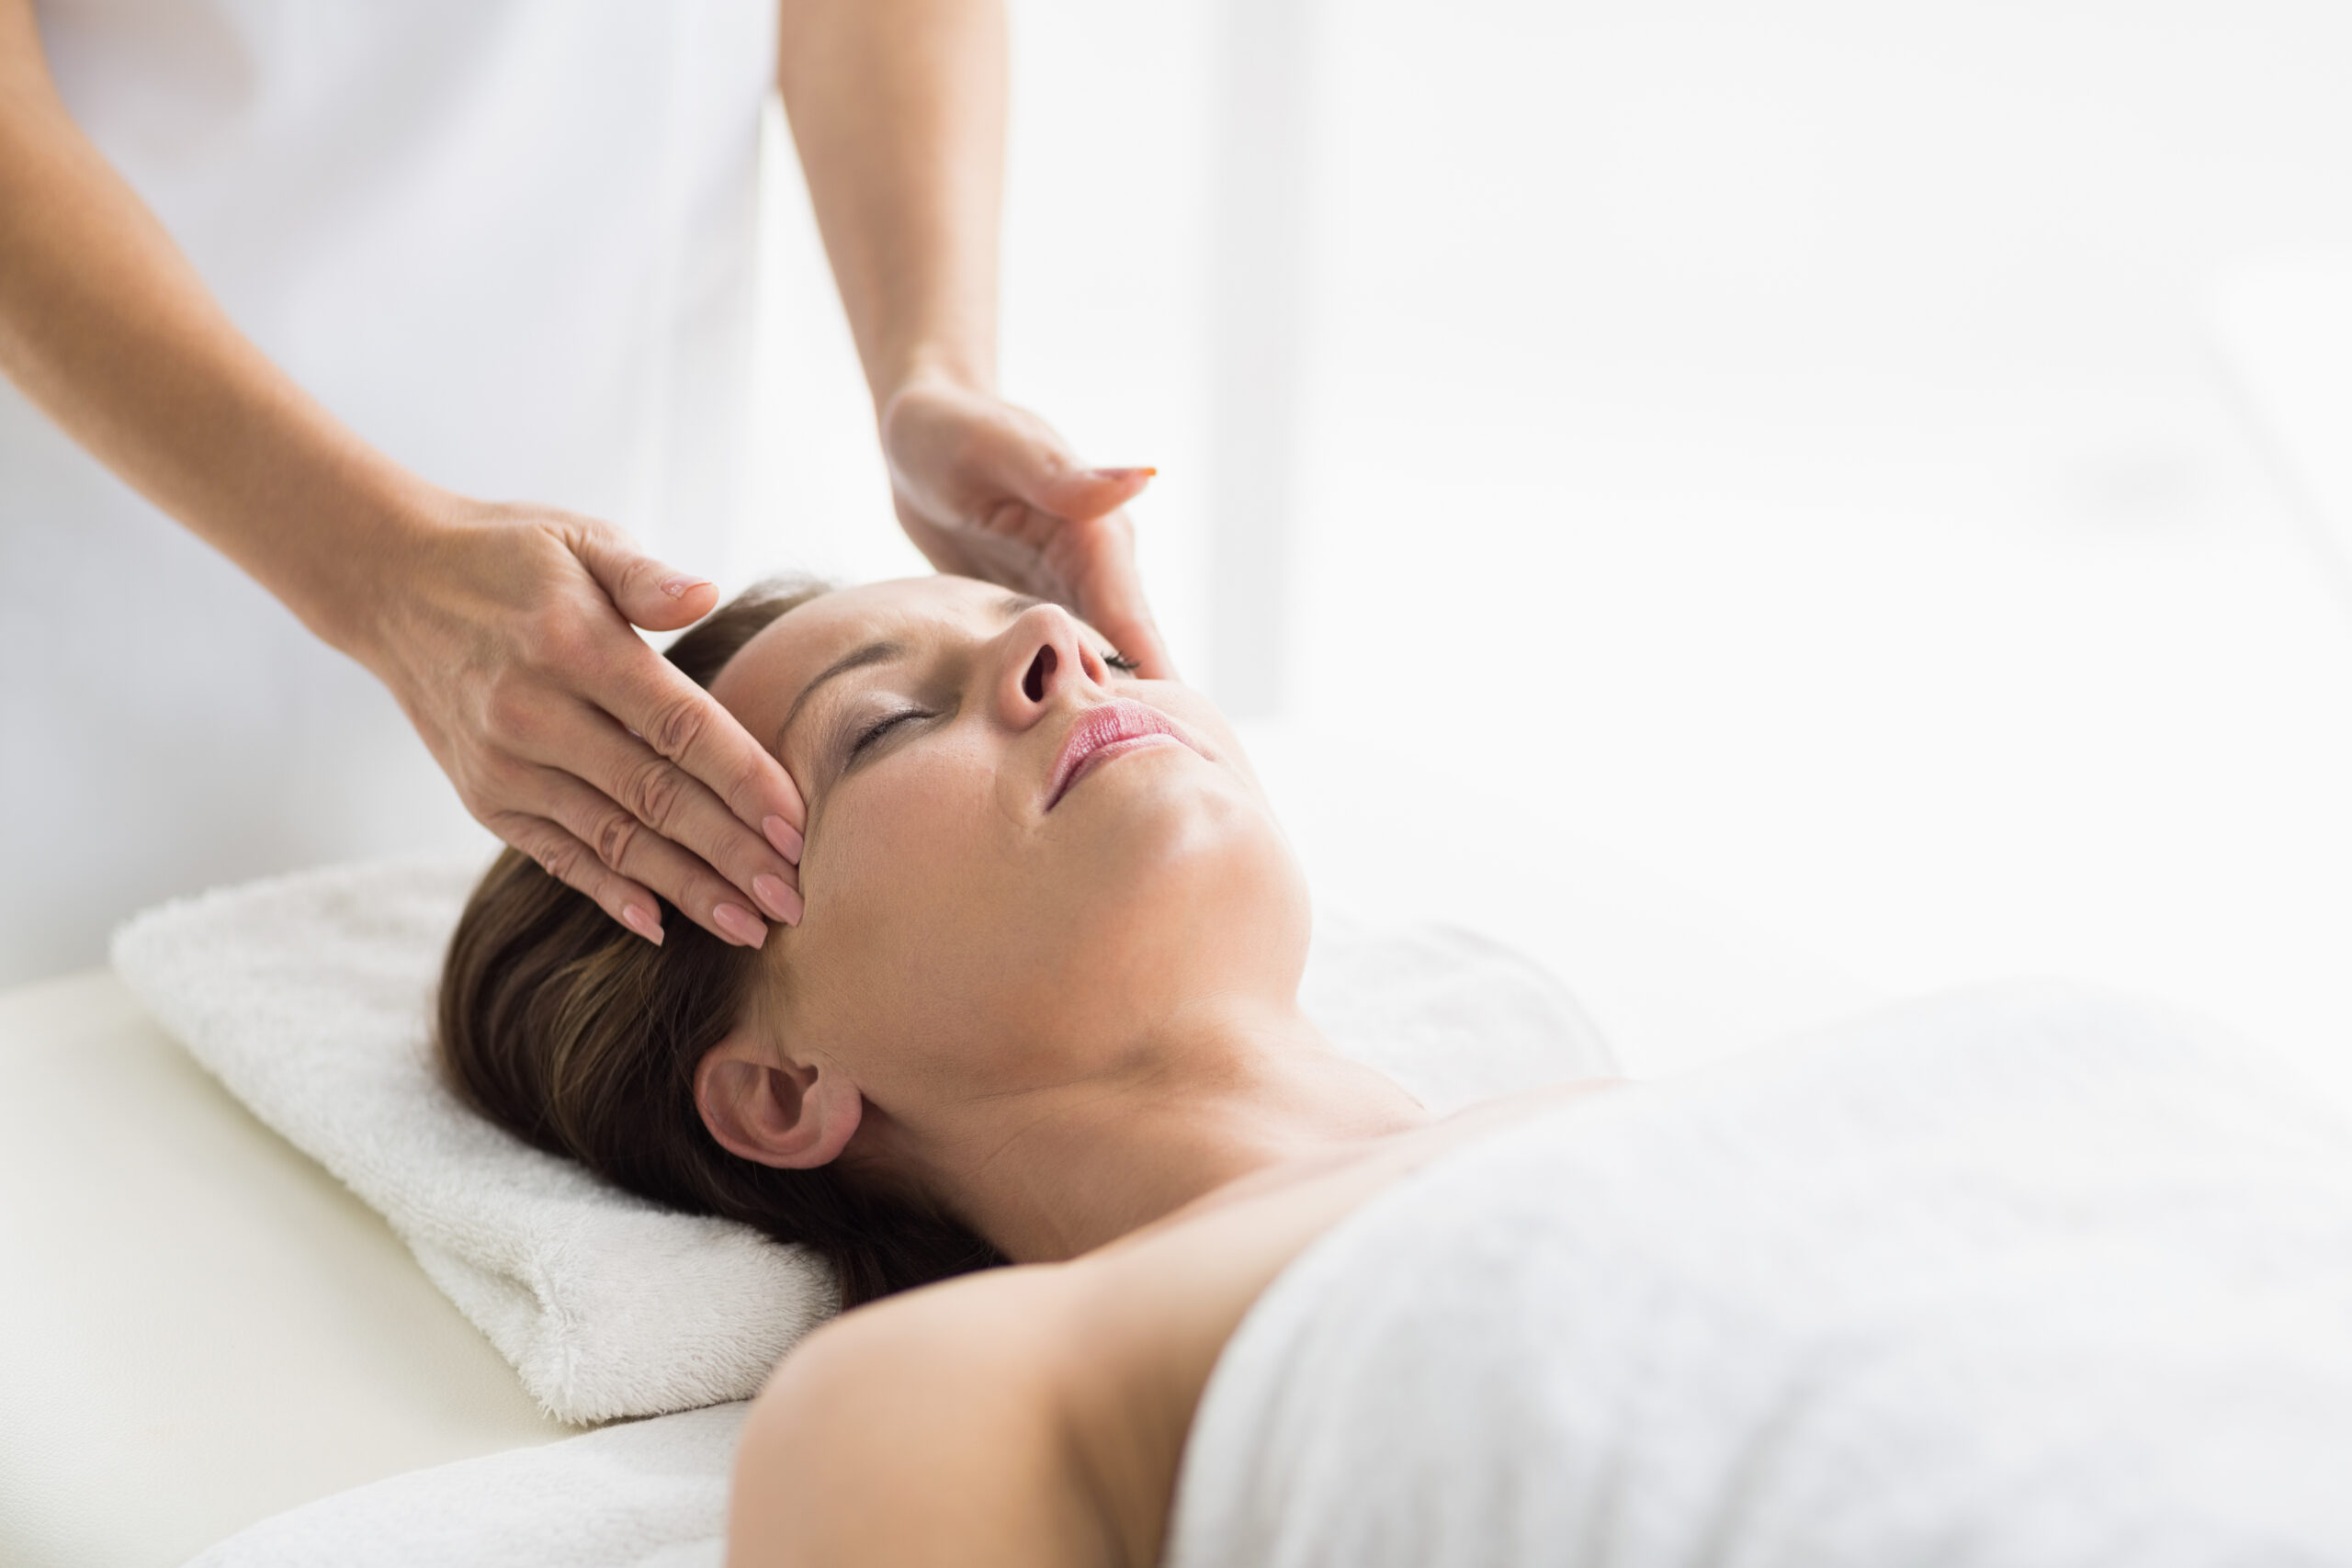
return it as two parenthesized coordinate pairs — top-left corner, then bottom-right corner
(750, 2), (2352, 1094)
(739, 3), (1215, 677)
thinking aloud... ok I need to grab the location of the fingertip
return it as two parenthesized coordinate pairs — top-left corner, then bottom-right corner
(712, 902), (768, 949)
(753, 872), (804, 927)
(582, 529), (718, 630)
(631, 573), (717, 631)
(1039, 466), (1155, 522)
(763, 814), (805, 864)
(620, 900), (665, 944)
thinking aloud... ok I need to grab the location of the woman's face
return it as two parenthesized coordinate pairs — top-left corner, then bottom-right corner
(706, 577), (1309, 1115)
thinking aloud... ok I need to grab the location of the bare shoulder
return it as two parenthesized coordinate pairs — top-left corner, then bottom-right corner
(729, 1265), (1116, 1568)
(724, 1079), (1627, 1568)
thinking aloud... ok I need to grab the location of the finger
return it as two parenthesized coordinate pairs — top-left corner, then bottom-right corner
(543, 697), (802, 923)
(575, 528), (722, 635)
(1044, 512), (1181, 682)
(1080, 570), (1178, 682)
(488, 809), (670, 945)
(1094, 599), (1178, 682)
(594, 634), (808, 857)
(528, 766), (796, 944)
(1029, 464), (1157, 525)
(945, 401), (1156, 527)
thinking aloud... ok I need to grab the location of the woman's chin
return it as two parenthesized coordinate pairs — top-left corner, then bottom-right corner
(1058, 782), (1306, 974)
(1059, 750), (1276, 868)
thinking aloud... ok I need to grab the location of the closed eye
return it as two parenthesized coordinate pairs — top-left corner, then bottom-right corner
(849, 707), (925, 760)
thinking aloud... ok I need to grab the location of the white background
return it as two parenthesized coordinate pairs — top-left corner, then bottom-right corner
(749, 1), (2352, 1098)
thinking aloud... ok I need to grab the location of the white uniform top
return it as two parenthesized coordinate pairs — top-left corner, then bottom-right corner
(0, 0), (778, 984)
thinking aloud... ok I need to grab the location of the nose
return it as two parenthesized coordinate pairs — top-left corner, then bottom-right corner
(995, 603), (1108, 728)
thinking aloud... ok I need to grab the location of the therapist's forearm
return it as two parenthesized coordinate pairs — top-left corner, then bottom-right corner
(776, 0), (1005, 409)
(0, 2), (438, 653)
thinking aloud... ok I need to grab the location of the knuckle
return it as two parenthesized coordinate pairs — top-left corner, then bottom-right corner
(640, 692), (707, 761)
(515, 604), (592, 673)
(473, 753), (532, 799)
(531, 833), (588, 887)
(480, 806), (532, 841)
(621, 756), (690, 829)
(539, 617), (600, 677)
(481, 672), (538, 739)
(592, 808), (641, 870)
(454, 773), (499, 821)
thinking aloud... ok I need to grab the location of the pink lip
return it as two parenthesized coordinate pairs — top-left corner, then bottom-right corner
(1046, 699), (1202, 810)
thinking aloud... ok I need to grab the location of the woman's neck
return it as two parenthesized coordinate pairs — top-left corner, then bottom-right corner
(900, 1001), (1432, 1265)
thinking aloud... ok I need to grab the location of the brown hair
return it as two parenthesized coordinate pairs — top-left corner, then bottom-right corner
(435, 576), (1007, 1308)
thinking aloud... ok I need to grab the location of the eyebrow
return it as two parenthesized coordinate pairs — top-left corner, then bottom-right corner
(771, 594), (1046, 757)
(992, 591), (1047, 619)
(774, 639), (904, 756)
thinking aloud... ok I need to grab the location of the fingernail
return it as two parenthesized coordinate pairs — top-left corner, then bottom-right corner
(763, 814), (804, 863)
(752, 874), (804, 927)
(660, 574), (712, 600)
(621, 902), (664, 944)
(1088, 467), (1156, 482)
(712, 902), (767, 948)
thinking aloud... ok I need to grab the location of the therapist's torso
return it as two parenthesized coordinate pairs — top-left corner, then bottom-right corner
(0, 0), (777, 984)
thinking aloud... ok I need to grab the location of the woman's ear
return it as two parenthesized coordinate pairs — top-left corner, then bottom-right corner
(695, 1026), (863, 1170)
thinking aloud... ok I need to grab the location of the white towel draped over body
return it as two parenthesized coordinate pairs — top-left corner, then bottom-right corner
(1168, 984), (2352, 1568)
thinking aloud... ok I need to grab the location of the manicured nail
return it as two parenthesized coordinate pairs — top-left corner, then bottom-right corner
(712, 902), (766, 948)
(660, 573), (712, 600)
(753, 874), (804, 927)
(763, 815), (804, 863)
(1088, 467), (1156, 482)
(620, 902), (664, 944)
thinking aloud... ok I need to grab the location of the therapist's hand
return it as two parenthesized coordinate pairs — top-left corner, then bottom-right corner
(879, 376), (1175, 679)
(360, 502), (805, 949)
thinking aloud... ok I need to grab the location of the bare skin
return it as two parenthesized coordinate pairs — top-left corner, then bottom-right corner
(0, 0), (1170, 950)
(729, 1081), (1618, 1568)
(777, 0), (1174, 679)
(654, 576), (1621, 1565)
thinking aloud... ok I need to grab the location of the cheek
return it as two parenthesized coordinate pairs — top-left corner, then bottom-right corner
(775, 723), (1309, 1081)
(783, 742), (1022, 1043)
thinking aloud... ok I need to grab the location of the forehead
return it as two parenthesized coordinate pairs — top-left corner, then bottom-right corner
(707, 575), (1022, 731)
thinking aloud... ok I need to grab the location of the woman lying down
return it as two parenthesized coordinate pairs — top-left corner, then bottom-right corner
(439, 575), (2352, 1566)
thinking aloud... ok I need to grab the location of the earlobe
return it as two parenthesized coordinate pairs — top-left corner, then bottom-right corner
(694, 1028), (863, 1171)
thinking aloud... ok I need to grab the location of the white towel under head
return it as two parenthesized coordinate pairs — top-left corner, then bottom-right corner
(111, 857), (1614, 1425)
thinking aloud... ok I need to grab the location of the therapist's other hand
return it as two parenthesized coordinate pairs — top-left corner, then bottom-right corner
(879, 377), (1175, 679)
(361, 503), (805, 948)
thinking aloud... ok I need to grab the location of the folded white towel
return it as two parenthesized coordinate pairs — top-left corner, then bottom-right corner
(113, 857), (1612, 1425)
(112, 859), (830, 1425)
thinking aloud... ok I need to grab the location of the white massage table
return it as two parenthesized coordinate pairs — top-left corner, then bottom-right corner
(0, 969), (573, 1568)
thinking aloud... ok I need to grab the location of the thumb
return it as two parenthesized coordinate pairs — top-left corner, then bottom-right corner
(578, 533), (720, 632)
